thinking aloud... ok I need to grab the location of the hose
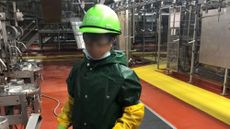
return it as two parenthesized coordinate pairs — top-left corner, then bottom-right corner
(41, 94), (61, 117)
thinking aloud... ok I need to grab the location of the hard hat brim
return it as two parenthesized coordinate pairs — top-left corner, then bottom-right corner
(79, 27), (121, 35)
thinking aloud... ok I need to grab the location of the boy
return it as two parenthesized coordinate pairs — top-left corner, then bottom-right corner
(57, 4), (144, 129)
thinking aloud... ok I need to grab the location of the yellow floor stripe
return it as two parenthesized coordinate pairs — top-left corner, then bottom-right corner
(133, 64), (230, 125)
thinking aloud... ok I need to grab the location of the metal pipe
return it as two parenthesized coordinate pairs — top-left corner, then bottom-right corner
(17, 41), (27, 50)
(9, 46), (22, 56)
(12, 2), (18, 27)
(172, 7), (176, 36)
(142, 8), (146, 55)
(166, 7), (172, 70)
(125, 10), (129, 58)
(23, 20), (35, 31)
(157, 8), (162, 69)
(125, 0), (130, 59)
(0, 58), (7, 70)
(77, 0), (86, 14)
(0, 21), (8, 45)
(222, 68), (228, 95)
(189, 1), (199, 83)
(131, 0), (135, 48)
(187, 4), (192, 43)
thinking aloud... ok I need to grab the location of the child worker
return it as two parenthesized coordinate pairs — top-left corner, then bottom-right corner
(57, 4), (144, 129)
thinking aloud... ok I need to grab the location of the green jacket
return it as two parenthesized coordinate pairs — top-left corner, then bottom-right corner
(67, 50), (142, 129)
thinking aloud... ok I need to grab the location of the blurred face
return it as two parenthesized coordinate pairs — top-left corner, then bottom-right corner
(83, 33), (115, 59)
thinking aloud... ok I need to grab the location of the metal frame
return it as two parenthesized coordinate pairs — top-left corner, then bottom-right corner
(110, 0), (160, 11)
(189, 1), (200, 83)
(166, 6), (182, 72)
(0, 95), (28, 125)
(124, 0), (130, 59)
(157, 6), (162, 69)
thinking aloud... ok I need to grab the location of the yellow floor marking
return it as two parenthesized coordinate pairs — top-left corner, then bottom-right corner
(133, 64), (230, 125)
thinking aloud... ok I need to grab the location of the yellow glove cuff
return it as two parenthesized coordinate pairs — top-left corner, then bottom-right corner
(113, 103), (145, 129)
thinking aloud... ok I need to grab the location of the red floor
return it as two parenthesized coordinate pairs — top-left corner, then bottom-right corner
(40, 62), (72, 129)
(39, 61), (230, 129)
(140, 81), (229, 129)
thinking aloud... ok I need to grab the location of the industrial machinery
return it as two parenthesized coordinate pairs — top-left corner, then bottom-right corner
(109, 0), (163, 65)
(109, 0), (230, 95)
(1, 0), (94, 51)
(165, 0), (230, 95)
(199, 0), (230, 95)
(0, 1), (42, 129)
(39, 0), (96, 50)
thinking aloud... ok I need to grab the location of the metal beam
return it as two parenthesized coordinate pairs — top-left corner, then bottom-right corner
(189, 1), (199, 83)
(109, 0), (160, 12)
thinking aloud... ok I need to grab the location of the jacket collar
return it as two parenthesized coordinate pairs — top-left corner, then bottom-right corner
(83, 49), (111, 61)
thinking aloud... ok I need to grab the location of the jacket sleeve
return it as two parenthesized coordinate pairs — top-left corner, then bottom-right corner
(114, 66), (145, 129)
(57, 95), (74, 128)
(57, 63), (79, 128)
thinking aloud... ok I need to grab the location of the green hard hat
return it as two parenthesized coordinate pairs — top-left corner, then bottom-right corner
(79, 4), (121, 35)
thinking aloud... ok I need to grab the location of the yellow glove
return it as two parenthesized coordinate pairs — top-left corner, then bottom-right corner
(113, 103), (145, 129)
(57, 96), (74, 129)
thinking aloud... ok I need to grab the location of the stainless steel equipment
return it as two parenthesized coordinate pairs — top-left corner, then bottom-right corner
(0, 80), (41, 126)
(70, 19), (85, 49)
(199, 1), (230, 69)
(0, 2), (43, 128)
(0, 116), (9, 129)
(199, 0), (230, 95)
